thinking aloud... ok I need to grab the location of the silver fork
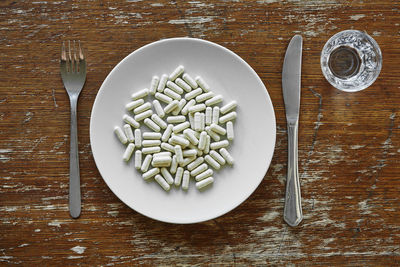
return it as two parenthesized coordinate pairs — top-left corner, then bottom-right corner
(60, 40), (86, 219)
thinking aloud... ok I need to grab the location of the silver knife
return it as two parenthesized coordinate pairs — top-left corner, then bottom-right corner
(282, 35), (303, 227)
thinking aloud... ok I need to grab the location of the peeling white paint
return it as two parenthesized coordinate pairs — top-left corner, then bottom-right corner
(67, 255), (84, 259)
(107, 210), (119, 217)
(168, 17), (213, 25)
(71, 246), (86, 254)
(350, 14), (366, 20)
(358, 199), (372, 214)
(48, 220), (69, 227)
(259, 211), (280, 222)
(372, 31), (381, 36)
(350, 145), (364, 149)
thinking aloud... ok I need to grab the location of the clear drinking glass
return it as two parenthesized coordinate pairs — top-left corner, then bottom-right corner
(320, 30), (382, 92)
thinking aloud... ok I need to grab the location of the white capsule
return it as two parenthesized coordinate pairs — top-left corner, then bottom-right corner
(181, 99), (196, 115)
(157, 74), (168, 92)
(172, 98), (187, 116)
(122, 143), (135, 162)
(170, 155), (178, 174)
(169, 65), (184, 81)
(143, 118), (160, 132)
(205, 155), (220, 170)
(160, 167), (174, 185)
(183, 129), (199, 145)
(226, 121), (234, 141)
(204, 135), (211, 154)
(182, 73), (198, 89)
(134, 129), (142, 148)
(193, 131), (201, 139)
(212, 106), (220, 125)
(180, 156), (196, 167)
(173, 121), (190, 134)
(196, 92), (215, 102)
(205, 95), (223, 106)
(210, 123), (226, 135)
(149, 76), (159, 95)
(164, 100), (179, 114)
(198, 131), (207, 150)
(169, 135), (189, 147)
(142, 167), (160, 180)
(131, 88), (149, 100)
(167, 115), (186, 124)
(195, 168), (213, 181)
(161, 124), (173, 142)
(114, 126), (128, 144)
(210, 140), (229, 150)
(182, 170), (190, 190)
(196, 177), (214, 190)
(141, 154), (153, 172)
(143, 132), (162, 140)
(123, 114), (140, 128)
(123, 124), (135, 142)
(189, 104), (206, 113)
(185, 88), (202, 101)
(142, 140), (161, 147)
(220, 100), (237, 114)
(205, 126), (220, 141)
(187, 156), (204, 171)
(174, 145), (184, 164)
(134, 150), (142, 168)
(166, 81), (184, 94)
(126, 99), (144, 111)
(155, 174), (170, 191)
(191, 163), (208, 176)
(200, 112), (205, 131)
(205, 107), (212, 126)
(210, 150), (226, 165)
(164, 88), (181, 100)
(197, 149), (203, 156)
(155, 92), (173, 104)
(153, 152), (172, 158)
(195, 76), (210, 92)
(194, 112), (201, 131)
(175, 78), (192, 93)
(151, 114), (167, 130)
(219, 148), (234, 165)
(188, 112), (195, 129)
(134, 110), (153, 121)
(174, 167), (184, 186)
(183, 149), (197, 157)
(142, 146), (161, 154)
(161, 142), (175, 152)
(219, 111), (237, 124)
(152, 100), (165, 118)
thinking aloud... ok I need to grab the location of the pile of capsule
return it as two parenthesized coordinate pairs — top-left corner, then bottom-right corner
(114, 65), (237, 191)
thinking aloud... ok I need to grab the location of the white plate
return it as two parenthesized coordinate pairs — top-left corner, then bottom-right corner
(90, 38), (276, 224)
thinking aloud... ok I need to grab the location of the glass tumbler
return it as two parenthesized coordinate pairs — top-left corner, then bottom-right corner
(320, 30), (382, 92)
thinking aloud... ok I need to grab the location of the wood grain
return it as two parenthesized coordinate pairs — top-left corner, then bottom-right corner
(1, 0), (399, 265)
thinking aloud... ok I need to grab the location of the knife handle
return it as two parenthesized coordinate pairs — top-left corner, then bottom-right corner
(284, 120), (303, 226)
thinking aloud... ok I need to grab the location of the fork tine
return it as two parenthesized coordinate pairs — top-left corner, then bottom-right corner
(78, 40), (84, 60)
(68, 40), (72, 72)
(73, 40), (77, 73)
(61, 41), (66, 61)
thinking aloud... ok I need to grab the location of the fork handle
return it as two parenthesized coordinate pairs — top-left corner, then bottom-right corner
(283, 120), (303, 226)
(69, 97), (81, 218)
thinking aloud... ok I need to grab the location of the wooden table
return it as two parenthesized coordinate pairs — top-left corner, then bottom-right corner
(1, 0), (399, 265)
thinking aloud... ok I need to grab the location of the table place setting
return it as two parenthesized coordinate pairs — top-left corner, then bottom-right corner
(1, 1), (399, 265)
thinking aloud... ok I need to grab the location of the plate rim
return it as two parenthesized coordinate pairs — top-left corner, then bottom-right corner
(90, 37), (276, 224)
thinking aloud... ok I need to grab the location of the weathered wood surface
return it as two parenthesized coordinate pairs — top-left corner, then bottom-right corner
(1, 0), (399, 265)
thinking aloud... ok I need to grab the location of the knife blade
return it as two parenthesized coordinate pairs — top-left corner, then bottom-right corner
(282, 35), (303, 227)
